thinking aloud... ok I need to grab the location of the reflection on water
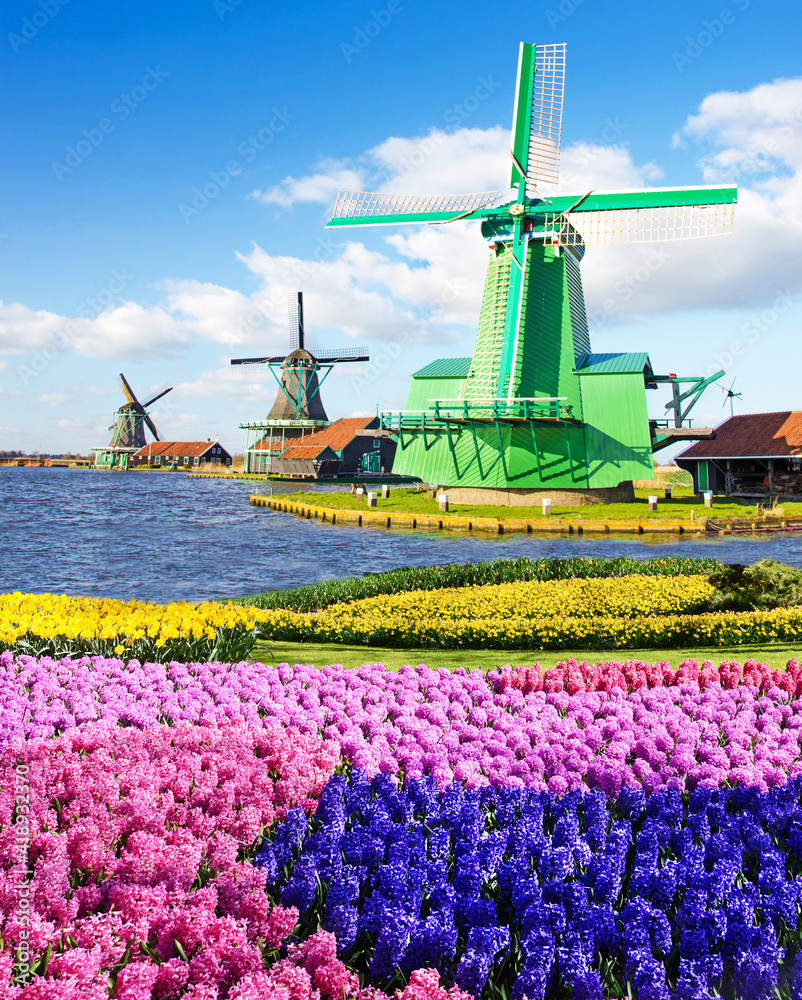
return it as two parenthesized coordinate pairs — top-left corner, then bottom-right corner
(3, 467), (802, 604)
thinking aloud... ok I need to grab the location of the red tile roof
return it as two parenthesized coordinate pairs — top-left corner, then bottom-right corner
(678, 412), (802, 459)
(278, 445), (338, 460)
(291, 417), (378, 452)
(133, 441), (229, 459)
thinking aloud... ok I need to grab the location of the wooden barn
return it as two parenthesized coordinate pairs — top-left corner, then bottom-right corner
(132, 440), (232, 469)
(269, 417), (396, 478)
(676, 412), (802, 496)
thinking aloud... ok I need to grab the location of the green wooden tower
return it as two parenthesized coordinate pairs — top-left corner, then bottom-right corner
(327, 43), (737, 500)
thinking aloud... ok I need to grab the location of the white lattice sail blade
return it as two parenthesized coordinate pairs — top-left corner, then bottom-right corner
(563, 201), (735, 244)
(527, 43), (566, 190)
(331, 190), (500, 221)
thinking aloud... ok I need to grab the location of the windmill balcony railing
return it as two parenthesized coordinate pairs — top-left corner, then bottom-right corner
(430, 397), (574, 423)
(650, 418), (695, 429)
(378, 397), (574, 432)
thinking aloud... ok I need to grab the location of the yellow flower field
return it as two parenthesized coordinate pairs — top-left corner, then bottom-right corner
(4, 573), (802, 656)
(0, 592), (270, 662)
(314, 574), (715, 624)
(249, 575), (802, 650)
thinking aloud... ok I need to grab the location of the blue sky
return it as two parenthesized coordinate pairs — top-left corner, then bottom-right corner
(1, 0), (800, 455)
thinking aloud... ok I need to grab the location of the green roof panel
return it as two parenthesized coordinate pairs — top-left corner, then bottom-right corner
(575, 352), (652, 376)
(411, 357), (473, 379)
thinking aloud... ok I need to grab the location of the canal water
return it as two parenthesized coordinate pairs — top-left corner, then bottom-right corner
(3, 467), (802, 604)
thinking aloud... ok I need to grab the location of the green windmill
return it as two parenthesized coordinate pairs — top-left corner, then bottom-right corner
(327, 42), (737, 501)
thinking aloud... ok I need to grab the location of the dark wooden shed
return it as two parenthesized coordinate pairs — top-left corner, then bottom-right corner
(676, 412), (802, 496)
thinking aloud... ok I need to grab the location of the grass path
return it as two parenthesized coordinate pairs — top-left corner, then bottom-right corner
(266, 487), (802, 525)
(250, 640), (801, 673)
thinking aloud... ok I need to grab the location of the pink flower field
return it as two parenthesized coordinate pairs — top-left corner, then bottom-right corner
(3, 651), (802, 998)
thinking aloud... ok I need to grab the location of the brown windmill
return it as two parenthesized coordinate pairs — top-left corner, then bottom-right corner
(232, 293), (369, 473)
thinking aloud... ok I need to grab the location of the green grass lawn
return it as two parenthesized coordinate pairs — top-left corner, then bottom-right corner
(265, 487), (802, 524)
(250, 640), (802, 673)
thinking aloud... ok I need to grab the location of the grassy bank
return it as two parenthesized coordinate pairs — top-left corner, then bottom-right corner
(265, 486), (802, 524)
(250, 639), (801, 673)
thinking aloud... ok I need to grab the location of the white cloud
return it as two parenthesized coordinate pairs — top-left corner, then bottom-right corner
(0, 302), (66, 354)
(576, 77), (802, 323)
(173, 366), (276, 401)
(252, 127), (511, 210)
(4, 77), (801, 389)
(36, 393), (73, 405)
(252, 163), (365, 209)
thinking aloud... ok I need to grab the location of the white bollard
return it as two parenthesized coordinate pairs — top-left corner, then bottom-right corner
(704, 491), (713, 508)
(355, 488), (364, 500)
(381, 484), (390, 499)
(542, 498), (552, 516)
(367, 492), (377, 507)
(438, 494), (449, 513)
(648, 495), (658, 511)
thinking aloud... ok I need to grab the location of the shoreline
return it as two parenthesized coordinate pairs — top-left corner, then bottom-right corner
(250, 494), (802, 537)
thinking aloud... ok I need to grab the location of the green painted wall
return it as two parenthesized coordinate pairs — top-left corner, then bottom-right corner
(580, 372), (654, 487)
(404, 374), (466, 412)
(392, 418), (588, 488)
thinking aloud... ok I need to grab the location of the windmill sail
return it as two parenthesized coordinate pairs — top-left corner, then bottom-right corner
(510, 42), (565, 194)
(329, 190), (500, 227)
(562, 201), (735, 245)
(288, 292), (304, 350)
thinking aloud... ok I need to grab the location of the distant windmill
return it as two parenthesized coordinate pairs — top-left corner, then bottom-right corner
(93, 374), (173, 470)
(232, 293), (370, 473)
(108, 373), (173, 449)
(720, 377), (742, 417)
(231, 292), (369, 422)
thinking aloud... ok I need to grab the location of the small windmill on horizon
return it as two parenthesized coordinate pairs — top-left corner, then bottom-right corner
(93, 374), (173, 470)
(232, 292), (370, 473)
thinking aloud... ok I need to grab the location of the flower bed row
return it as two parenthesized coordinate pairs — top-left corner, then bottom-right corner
(7, 569), (802, 659)
(254, 602), (802, 650)
(4, 653), (802, 794)
(259, 770), (802, 1000)
(300, 576), (716, 623)
(4, 697), (802, 997)
(0, 592), (270, 663)
(492, 656), (802, 696)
